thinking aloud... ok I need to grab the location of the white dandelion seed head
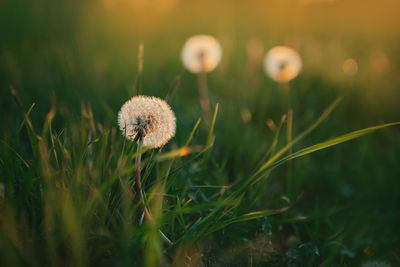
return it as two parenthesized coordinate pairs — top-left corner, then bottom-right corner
(264, 46), (302, 83)
(181, 35), (222, 73)
(118, 96), (176, 148)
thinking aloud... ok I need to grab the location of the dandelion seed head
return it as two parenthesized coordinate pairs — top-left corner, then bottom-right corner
(118, 96), (176, 148)
(181, 35), (222, 73)
(264, 46), (302, 83)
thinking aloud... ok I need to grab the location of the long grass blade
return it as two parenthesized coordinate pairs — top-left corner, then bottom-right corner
(206, 103), (219, 148)
(271, 122), (400, 169)
(205, 207), (289, 235)
(184, 117), (201, 147)
(233, 97), (342, 197)
(155, 146), (202, 162)
(255, 97), (342, 177)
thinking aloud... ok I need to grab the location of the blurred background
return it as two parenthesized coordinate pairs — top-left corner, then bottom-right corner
(1, 0), (400, 265)
(1, 0), (400, 121)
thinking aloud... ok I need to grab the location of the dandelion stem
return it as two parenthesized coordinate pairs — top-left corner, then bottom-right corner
(279, 82), (291, 112)
(134, 139), (152, 222)
(197, 71), (211, 125)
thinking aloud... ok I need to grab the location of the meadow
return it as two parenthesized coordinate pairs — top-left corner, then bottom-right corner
(1, 0), (400, 266)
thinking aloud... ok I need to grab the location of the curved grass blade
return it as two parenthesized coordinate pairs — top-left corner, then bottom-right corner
(206, 103), (219, 148)
(165, 217), (202, 253)
(163, 199), (234, 221)
(205, 206), (289, 235)
(253, 114), (287, 173)
(130, 146), (151, 159)
(155, 146), (202, 162)
(254, 97), (342, 178)
(184, 117), (202, 147)
(270, 122), (400, 170)
(234, 97), (342, 197)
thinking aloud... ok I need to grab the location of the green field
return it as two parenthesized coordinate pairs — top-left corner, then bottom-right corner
(1, 0), (400, 266)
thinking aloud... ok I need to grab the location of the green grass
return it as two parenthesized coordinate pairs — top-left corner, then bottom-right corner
(1, 86), (398, 266)
(1, 1), (400, 266)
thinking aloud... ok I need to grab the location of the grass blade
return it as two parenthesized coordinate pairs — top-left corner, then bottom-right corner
(233, 97), (342, 197)
(130, 146), (151, 159)
(271, 122), (400, 169)
(184, 117), (202, 147)
(205, 207), (289, 235)
(155, 146), (202, 162)
(255, 97), (342, 177)
(206, 103), (219, 148)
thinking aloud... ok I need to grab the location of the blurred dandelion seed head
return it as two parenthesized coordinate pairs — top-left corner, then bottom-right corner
(264, 46), (302, 83)
(343, 58), (358, 76)
(181, 35), (222, 73)
(370, 51), (389, 74)
(118, 96), (176, 148)
(241, 109), (252, 123)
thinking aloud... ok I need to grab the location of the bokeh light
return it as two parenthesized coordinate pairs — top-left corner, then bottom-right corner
(342, 58), (359, 76)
